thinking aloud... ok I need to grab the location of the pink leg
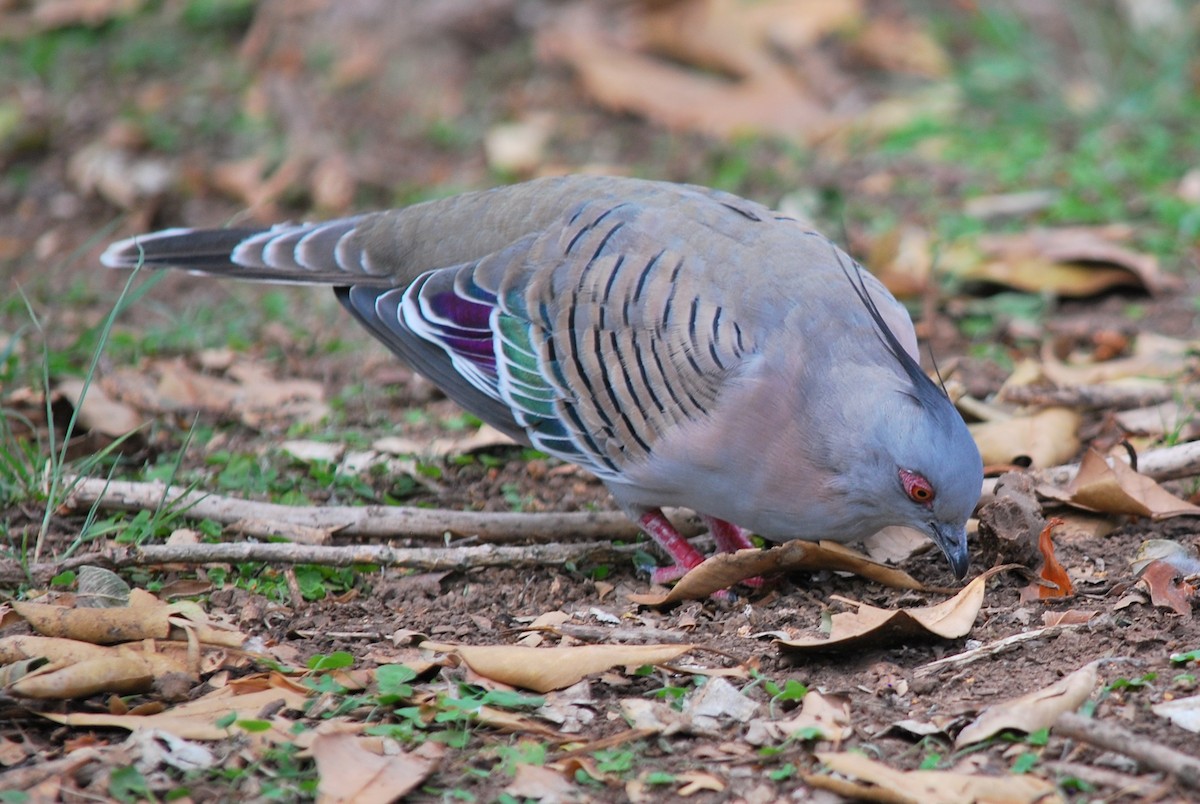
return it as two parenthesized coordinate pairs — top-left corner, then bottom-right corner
(638, 509), (705, 585)
(704, 515), (765, 588)
(704, 516), (756, 553)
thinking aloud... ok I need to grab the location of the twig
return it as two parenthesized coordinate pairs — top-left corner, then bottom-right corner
(1056, 711), (1200, 789)
(61, 476), (702, 542)
(981, 439), (1200, 497)
(914, 623), (1086, 677)
(1040, 760), (1165, 798)
(999, 384), (1200, 410)
(0, 540), (642, 585)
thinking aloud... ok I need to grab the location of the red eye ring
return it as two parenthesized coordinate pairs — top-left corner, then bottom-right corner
(899, 469), (935, 505)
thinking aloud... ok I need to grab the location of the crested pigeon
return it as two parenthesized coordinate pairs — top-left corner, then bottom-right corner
(101, 175), (983, 583)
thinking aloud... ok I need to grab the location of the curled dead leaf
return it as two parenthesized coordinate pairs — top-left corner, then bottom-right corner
(1018, 517), (1074, 601)
(630, 540), (924, 606)
(969, 407), (1081, 469)
(1041, 448), (1200, 519)
(1137, 560), (1196, 617)
(955, 660), (1099, 746)
(943, 226), (1170, 297)
(420, 642), (694, 693)
(12, 600), (171, 644)
(776, 570), (995, 653)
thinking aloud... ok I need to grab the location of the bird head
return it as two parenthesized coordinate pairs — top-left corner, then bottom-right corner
(838, 259), (983, 580)
(874, 391), (983, 579)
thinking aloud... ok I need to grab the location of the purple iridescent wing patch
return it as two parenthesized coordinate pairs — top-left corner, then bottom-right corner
(424, 290), (497, 373)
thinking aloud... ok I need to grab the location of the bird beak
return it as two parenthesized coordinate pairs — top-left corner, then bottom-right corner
(930, 522), (970, 580)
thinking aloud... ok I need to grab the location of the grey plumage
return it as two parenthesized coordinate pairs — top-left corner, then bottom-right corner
(101, 175), (983, 582)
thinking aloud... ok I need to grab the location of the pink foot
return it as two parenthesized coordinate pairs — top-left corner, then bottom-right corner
(638, 510), (704, 585)
(703, 516), (765, 588)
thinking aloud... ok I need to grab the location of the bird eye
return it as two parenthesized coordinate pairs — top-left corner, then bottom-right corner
(899, 469), (935, 504)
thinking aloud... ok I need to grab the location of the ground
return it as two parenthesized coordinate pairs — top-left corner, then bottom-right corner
(2, 1), (1200, 802)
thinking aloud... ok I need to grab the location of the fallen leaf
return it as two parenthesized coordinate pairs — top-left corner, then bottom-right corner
(955, 661), (1099, 746)
(863, 526), (931, 565)
(1039, 332), (1195, 386)
(676, 770), (726, 796)
(67, 140), (175, 209)
(1137, 560), (1196, 617)
(312, 733), (441, 804)
(373, 424), (514, 459)
(1131, 539), (1200, 576)
(808, 750), (1063, 803)
(420, 642), (694, 693)
(969, 407), (1081, 468)
(38, 684), (311, 742)
(683, 677), (760, 731)
(1151, 695), (1200, 733)
(12, 599), (171, 644)
(745, 690), (851, 745)
(630, 540), (924, 605)
(943, 226), (1171, 296)
(10, 654), (156, 699)
(503, 763), (578, 801)
(777, 571), (993, 653)
(54, 377), (144, 439)
(1019, 518), (1074, 601)
(1041, 448), (1200, 518)
(1041, 610), (1096, 627)
(537, 0), (864, 144)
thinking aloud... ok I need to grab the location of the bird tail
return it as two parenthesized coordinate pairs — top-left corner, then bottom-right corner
(99, 219), (393, 286)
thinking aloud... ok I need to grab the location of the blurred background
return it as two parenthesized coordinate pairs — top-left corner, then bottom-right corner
(1, 0), (1199, 384)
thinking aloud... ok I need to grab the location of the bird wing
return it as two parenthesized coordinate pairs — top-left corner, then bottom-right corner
(101, 176), (792, 478)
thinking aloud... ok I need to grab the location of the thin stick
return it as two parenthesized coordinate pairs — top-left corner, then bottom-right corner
(914, 623), (1086, 677)
(980, 439), (1200, 497)
(1000, 384), (1200, 410)
(61, 476), (701, 542)
(1056, 712), (1200, 789)
(0, 540), (642, 585)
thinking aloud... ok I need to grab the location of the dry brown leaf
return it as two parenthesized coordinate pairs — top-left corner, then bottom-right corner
(503, 763), (579, 801)
(38, 684), (311, 742)
(969, 407), (1081, 468)
(866, 225), (932, 298)
(0, 634), (115, 665)
(1019, 518), (1074, 601)
(1131, 539), (1200, 576)
(537, 2), (843, 143)
(862, 526), (931, 566)
(420, 642), (693, 693)
(10, 655), (156, 700)
(67, 140), (174, 209)
(943, 227), (1170, 296)
(1040, 332), (1195, 386)
(630, 540), (924, 605)
(312, 733), (441, 804)
(777, 571), (992, 653)
(1042, 610), (1096, 627)
(1137, 560), (1196, 617)
(373, 424), (514, 459)
(745, 690), (851, 745)
(808, 751), (1063, 803)
(676, 770), (726, 796)
(1042, 448), (1200, 519)
(1151, 695), (1200, 733)
(955, 660), (1099, 746)
(54, 377), (143, 438)
(848, 16), (949, 77)
(12, 600), (171, 644)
